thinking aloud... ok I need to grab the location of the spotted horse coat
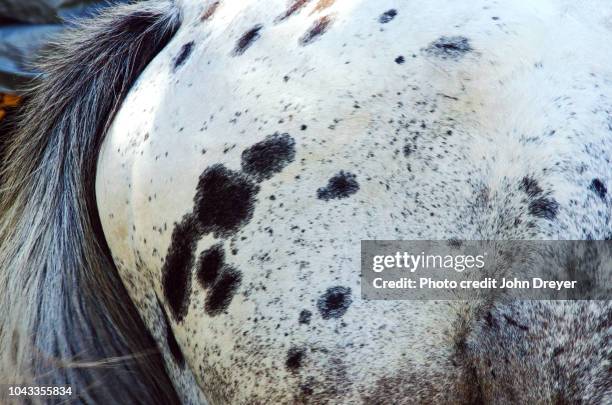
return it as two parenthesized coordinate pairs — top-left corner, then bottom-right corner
(1, 0), (611, 404)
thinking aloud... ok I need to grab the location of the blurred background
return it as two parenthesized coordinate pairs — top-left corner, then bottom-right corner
(0, 0), (127, 121)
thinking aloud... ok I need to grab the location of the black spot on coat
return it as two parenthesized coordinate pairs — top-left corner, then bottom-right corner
(299, 309), (312, 324)
(317, 286), (352, 319)
(241, 133), (296, 181)
(528, 196), (559, 220)
(519, 176), (543, 197)
(233, 24), (263, 55)
(317, 171), (359, 201)
(378, 9), (397, 23)
(197, 244), (224, 288)
(590, 178), (607, 200)
(174, 41), (194, 70)
(395, 55), (405, 64)
(162, 215), (198, 321)
(286, 347), (306, 371)
(425, 36), (472, 60)
(205, 267), (242, 316)
(194, 164), (259, 237)
(484, 311), (498, 329)
(157, 297), (185, 368)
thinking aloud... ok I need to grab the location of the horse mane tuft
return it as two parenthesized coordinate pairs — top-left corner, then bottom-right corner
(0, 1), (182, 403)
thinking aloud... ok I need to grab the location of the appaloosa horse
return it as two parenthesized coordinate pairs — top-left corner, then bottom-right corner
(1, 0), (610, 403)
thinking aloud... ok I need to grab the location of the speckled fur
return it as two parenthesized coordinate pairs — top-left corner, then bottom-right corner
(96, 0), (612, 403)
(2, 0), (611, 403)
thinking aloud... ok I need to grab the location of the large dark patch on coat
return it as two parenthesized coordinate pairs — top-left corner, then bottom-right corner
(241, 133), (296, 181)
(194, 164), (259, 237)
(162, 215), (198, 321)
(204, 266), (242, 316)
